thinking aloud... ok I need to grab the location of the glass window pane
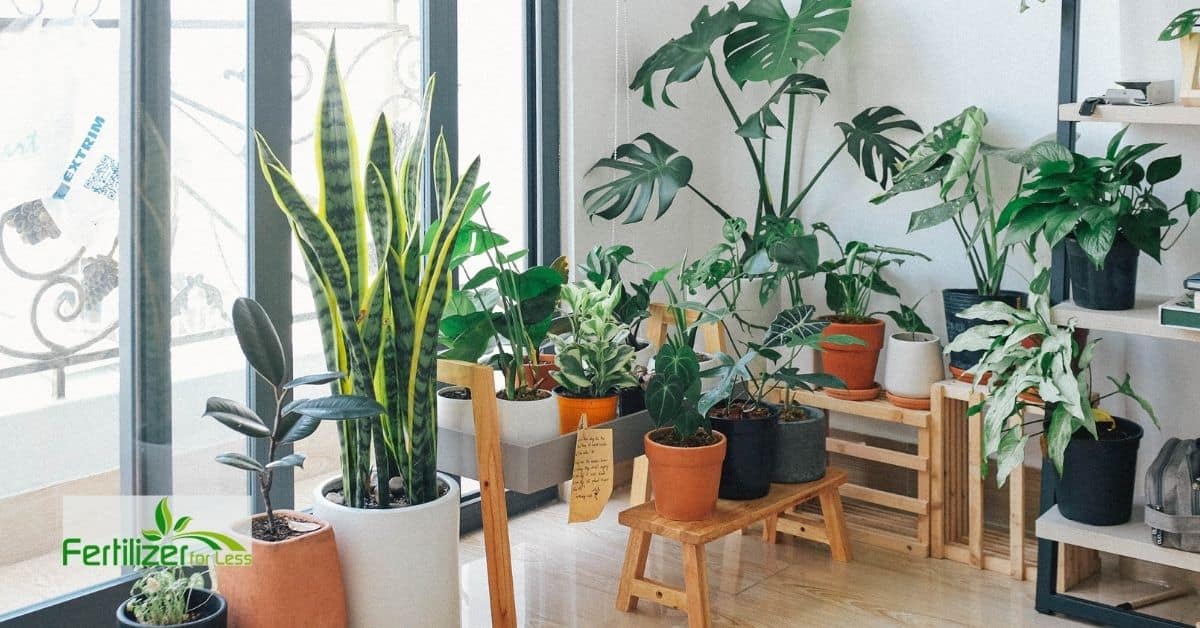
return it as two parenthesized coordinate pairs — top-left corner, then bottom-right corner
(0, 1), (122, 612)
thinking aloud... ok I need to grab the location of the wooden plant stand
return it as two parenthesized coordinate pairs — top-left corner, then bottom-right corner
(777, 388), (940, 557)
(616, 469), (850, 628)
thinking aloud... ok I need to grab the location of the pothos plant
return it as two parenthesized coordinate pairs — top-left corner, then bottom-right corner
(946, 266), (1159, 485)
(583, 0), (921, 305)
(548, 280), (640, 398)
(872, 106), (1071, 296)
(812, 223), (930, 324)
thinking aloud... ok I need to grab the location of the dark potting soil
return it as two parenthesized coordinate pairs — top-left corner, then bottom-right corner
(708, 401), (773, 420)
(498, 388), (551, 402)
(649, 428), (721, 448)
(252, 513), (320, 542)
(324, 481), (450, 510)
(442, 387), (471, 400)
(821, 314), (876, 325)
(778, 406), (812, 422)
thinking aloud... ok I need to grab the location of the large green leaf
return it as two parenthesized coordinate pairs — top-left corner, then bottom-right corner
(315, 38), (366, 298)
(215, 452), (266, 473)
(630, 3), (741, 107)
(232, 297), (288, 386)
(203, 397), (271, 438)
(584, 133), (693, 224)
(736, 73), (829, 139)
(762, 305), (826, 347)
(835, 106), (922, 189)
(723, 0), (851, 84)
(1074, 219), (1117, 268)
(906, 192), (975, 233)
(1160, 9), (1200, 41)
(289, 395), (385, 420)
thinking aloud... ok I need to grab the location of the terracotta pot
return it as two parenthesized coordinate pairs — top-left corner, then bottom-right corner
(523, 353), (559, 391)
(820, 318), (886, 390)
(555, 388), (618, 433)
(216, 510), (347, 628)
(643, 429), (727, 521)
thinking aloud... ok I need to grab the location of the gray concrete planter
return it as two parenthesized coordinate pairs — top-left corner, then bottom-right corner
(772, 405), (827, 484)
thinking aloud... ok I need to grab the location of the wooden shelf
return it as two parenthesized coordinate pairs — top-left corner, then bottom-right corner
(1037, 505), (1200, 573)
(1059, 102), (1200, 125)
(1050, 295), (1200, 343)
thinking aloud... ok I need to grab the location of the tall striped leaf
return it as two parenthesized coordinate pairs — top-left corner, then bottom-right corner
(316, 39), (367, 298)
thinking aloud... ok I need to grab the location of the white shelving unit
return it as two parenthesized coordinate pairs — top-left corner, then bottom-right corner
(1038, 506), (1200, 573)
(1060, 102), (1200, 126)
(1051, 296), (1200, 344)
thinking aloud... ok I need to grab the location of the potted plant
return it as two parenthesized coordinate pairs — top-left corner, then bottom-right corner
(255, 42), (478, 627)
(643, 295), (727, 521)
(873, 106), (1066, 377)
(947, 266), (1158, 525)
(1160, 9), (1200, 106)
(813, 223), (929, 398)
(549, 280), (640, 433)
(118, 568), (225, 628)
(583, 0), (920, 309)
(881, 301), (943, 410)
(439, 212), (565, 444)
(203, 298), (384, 627)
(998, 127), (1198, 311)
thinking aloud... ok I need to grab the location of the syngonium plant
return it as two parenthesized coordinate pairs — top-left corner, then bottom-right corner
(583, 0), (922, 306)
(548, 280), (640, 398)
(255, 41), (488, 508)
(203, 298), (384, 537)
(872, 106), (1071, 296)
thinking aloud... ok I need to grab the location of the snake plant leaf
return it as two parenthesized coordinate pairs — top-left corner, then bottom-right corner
(315, 38), (366, 297)
(763, 304), (825, 347)
(216, 452), (267, 473)
(584, 133), (693, 224)
(232, 297), (288, 386)
(723, 0), (851, 85)
(204, 397), (271, 438)
(365, 162), (393, 262)
(836, 106), (922, 189)
(283, 372), (345, 389)
(266, 454), (307, 470)
(736, 73), (829, 139)
(1160, 9), (1200, 41)
(629, 2), (741, 107)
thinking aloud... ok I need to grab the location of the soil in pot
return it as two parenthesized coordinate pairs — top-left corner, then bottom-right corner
(1057, 416), (1144, 526)
(943, 288), (1026, 373)
(217, 511), (347, 628)
(820, 317), (885, 391)
(644, 428), (726, 521)
(772, 405), (827, 484)
(1065, 234), (1139, 311)
(119, 589), (227, 628)
(556, 388), (618, 433)
(708, 401), (779, 500)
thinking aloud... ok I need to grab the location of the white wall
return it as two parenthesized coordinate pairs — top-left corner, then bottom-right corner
(563, 1), (1200, 483)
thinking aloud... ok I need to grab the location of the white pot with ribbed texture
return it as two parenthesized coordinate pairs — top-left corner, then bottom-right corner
(312, 474), (461, 628)
(883, 332), (945, 399)
(496, 391), (559, 445)
(436, 386), (473, 433)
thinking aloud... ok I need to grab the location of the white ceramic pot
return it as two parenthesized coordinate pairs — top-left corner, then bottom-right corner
(497, 392), (560, 445)
(633, 337), (655, 368)
(312, 474), (461, 628)
(883, 332), (945, 399)
(437, 386), (473, 433)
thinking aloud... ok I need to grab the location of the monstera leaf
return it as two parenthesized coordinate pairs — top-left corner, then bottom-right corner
(835, 106), (922, 189)
(723, 0), (851, 84)
(736, 73), (829, 139)
(584, 133), (693, 224)
(1160, 9), (1200, 41)
(629, 2), (741, 107)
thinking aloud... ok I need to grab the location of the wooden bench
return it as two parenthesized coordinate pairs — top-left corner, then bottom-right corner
(615, 468), (851, 627)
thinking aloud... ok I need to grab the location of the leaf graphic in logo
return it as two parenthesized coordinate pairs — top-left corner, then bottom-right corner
(175, 531), (247, 553)
(173, 516), (192, 533)
(154, 498), (173, 536)
(142, 529), (163, 542)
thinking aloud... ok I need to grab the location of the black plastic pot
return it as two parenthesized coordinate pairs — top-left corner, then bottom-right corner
(943, 288), (1027, 372)
(1057, 416), (1144, 526)
(1065, 234), (1139, 311)
(118, 589), (227, 627)
(616, 385), (646, 416)
(708, 403), (779, 500)
(772, 406), (827, 484)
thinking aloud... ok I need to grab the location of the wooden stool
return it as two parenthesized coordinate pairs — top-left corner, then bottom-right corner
(615, 469), (851, 628)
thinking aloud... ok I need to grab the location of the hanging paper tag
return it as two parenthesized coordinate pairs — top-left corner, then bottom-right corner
(568, 418), (614, 524)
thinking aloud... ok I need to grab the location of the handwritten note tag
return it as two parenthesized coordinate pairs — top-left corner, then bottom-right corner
(568, 424), (614, 523)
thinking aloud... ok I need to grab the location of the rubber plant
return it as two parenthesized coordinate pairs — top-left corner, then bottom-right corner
(582, 0), (921, 305)
(255, 42), (486, 508)
(944, 265), (1159, 485)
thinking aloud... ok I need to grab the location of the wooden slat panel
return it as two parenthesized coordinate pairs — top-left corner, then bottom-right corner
(826, 437), (928, 471)
(841, 484), (927, 515)
(789, 389), (930, 428)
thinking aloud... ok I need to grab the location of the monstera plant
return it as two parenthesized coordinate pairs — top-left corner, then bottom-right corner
(583, 0), (921, 305)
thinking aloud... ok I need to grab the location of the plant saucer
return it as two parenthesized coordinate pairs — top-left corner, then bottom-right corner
(884, 391), (931, 411)
(825, 383), (882, 402)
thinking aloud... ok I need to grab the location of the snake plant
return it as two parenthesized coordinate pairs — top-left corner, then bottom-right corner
(255, 42), (486, 508)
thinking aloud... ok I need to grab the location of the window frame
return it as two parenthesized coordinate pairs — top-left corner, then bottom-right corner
(0, 0), (559, 622)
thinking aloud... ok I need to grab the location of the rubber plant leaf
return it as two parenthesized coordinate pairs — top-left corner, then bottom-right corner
(723, 0), (851, 85)
(835, 106), (922, 189)
(585, 133), (693, 223)
(232, 297), (288, 386)
(629, 2), (741, 107)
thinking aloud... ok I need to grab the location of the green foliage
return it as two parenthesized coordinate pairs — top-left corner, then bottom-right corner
(722, 0), (851, 84)
(835, 106), (923, 189)
(549, 281), (639, 397)
(945, 278), (1155, 485)
(205, 297), (383, 534)
(583, 134), (693, 224)
(998, 127), (1198, 266)
(1160, 9), (1200, 41)
(256, 41), (484, 507)
(126, 568), (209, 626)
(579, 245), (668, 341)
(813, 223), (929, 322)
